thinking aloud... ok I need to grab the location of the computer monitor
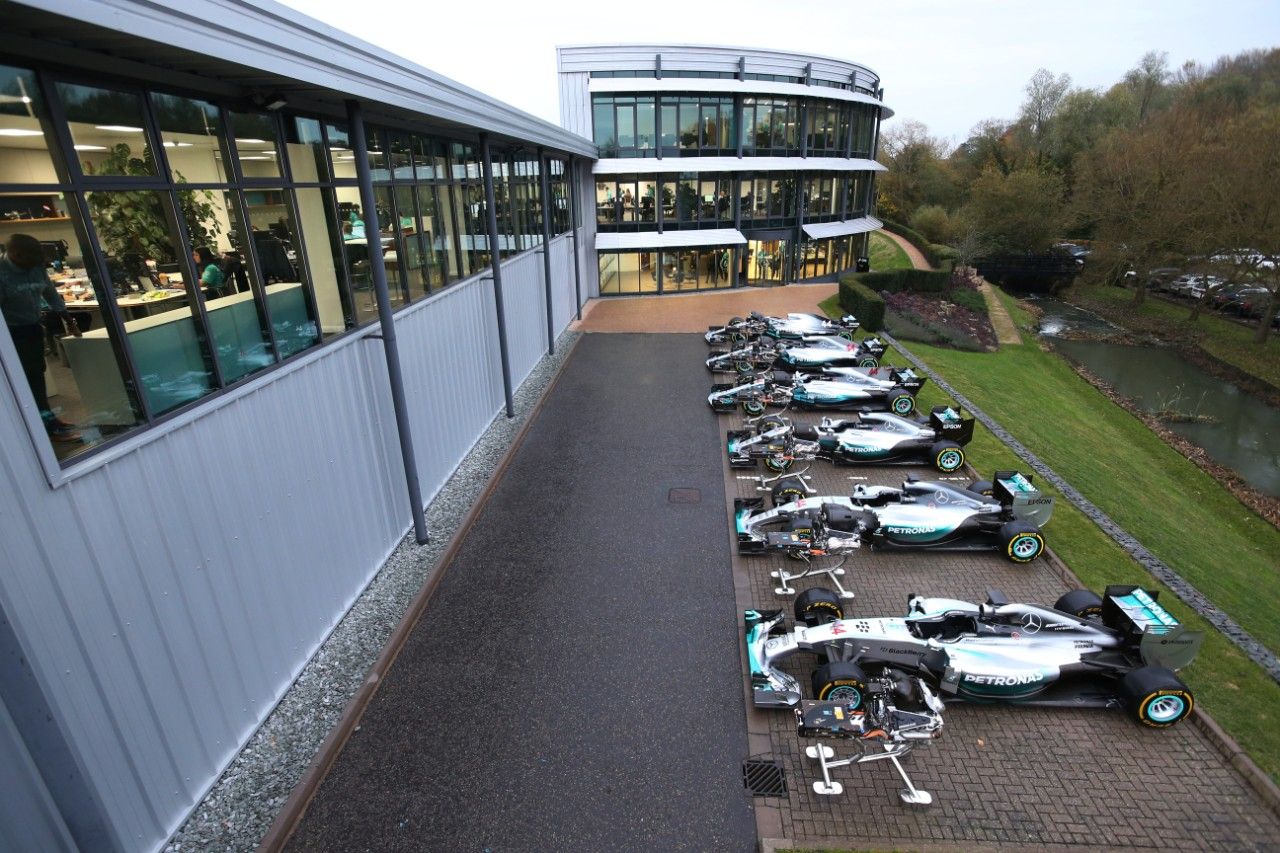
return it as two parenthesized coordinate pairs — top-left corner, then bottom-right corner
(40, 239), (69, 267)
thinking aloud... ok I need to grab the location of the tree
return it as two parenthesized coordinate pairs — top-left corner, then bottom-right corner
(958, 167), (1068, 253)
(876, 120), (956, 218)
(1123, 51), (1170, 123)
(1017, 69), (1072, 167)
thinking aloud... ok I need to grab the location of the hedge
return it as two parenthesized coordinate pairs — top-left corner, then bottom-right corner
(880, 220), (956, 271)
(853, 268), (951, 295)
(837, 275), (886, 332)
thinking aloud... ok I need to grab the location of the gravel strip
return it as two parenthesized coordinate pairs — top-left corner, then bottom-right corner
(884, 330), (1280, 683)
(164, 331), (580, 852)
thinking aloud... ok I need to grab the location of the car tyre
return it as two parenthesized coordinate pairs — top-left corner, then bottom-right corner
(742, 398), (767, 416)
(930, 440), (965, 473)
(795, 587), (845, 626)
(1000, 520), (1044, 563)
(858, 356), (879, 368)
(1054, 589), (1104, 619)
(757, 415), (788, 433)
(764, 454), (793, 473)
(888, 386), (916, 416)
(838, 329), (857, 342)
(1120, 666), (1193, 727)
(813, 661), (868, 708)
(967, 480), (994, 497)
(734, 359), (755, 375)
(771, 477), (807, 506)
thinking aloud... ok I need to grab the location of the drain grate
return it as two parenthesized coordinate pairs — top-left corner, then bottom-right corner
(742, 758), (787, 797)
(668, 488), (702, 504)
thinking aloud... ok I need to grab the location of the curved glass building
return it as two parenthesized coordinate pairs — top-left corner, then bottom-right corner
(557, 44), (892, 295)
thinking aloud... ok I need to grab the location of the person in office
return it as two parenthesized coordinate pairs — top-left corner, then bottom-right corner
(193, 246), (227, 298)
(0, 233), (81, 442)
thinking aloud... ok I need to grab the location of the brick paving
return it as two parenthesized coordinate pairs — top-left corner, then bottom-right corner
(573, 283), (837, 333)
(714, 398), (1280, 850)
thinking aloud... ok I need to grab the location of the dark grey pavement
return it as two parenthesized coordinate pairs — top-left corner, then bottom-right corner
(287, 334), (757, 852)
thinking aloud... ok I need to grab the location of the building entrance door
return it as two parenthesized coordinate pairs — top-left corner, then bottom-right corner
(745, 239), (790, 285)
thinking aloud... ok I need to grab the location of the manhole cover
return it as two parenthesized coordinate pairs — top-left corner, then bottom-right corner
(668, 488), (701, 504)
(742, 758), (786, 797)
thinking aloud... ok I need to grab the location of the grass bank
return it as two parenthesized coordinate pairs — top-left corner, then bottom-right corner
(1064, 281), (1280, 390)
(828, 293), (1280, 779)
(867, 231), (913, 271)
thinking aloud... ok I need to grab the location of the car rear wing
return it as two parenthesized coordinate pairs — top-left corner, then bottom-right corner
(993, 470), (1054, 527)
(889, 368), (926, 393)
(1103, 585), (1203, 671)
(929, 406), (975, 444)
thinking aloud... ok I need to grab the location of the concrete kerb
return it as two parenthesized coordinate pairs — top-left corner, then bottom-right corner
(881, 330), (1280, 815)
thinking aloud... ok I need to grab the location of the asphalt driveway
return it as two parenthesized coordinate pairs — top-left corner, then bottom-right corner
(286, 333), (756, 852)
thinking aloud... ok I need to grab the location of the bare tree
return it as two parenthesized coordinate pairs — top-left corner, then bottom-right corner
(1123, 51), (1170, 123)
(1019, 69), (1072, 166)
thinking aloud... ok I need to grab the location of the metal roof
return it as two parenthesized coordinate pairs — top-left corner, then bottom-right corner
(802, 216), (884, 240)
(595, 229), (747, 250)
(593, 157), (885, 175)
(5, 0), (597, 157)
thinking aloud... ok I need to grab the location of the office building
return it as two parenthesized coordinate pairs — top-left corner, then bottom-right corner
(556, 44), (892, 295)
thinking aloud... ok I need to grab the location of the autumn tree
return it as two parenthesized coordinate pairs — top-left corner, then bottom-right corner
(958, 167), (1068, 253)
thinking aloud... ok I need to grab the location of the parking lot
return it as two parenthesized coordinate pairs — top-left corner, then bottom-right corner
(717, 399), (1280, 849)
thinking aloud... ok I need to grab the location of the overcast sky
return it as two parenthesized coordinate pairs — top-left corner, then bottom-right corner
(279, 0), (1280, 145)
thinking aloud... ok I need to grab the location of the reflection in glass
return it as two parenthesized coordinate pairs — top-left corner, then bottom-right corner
(57, 82), (155, 177)
(286, 117), (329, 183)
(152, 93), (228, 183)
(84, 190), (216, 415)
(293, 186), (352, 337)
(0, 64), (58, 184)
(228, 110), (281, 179)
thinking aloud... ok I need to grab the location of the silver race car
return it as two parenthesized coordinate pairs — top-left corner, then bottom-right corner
(745, 583), (1201, 728)
(705, 312), (860, 345)
(706, 335), (886, 374)
(726, 407), (975, 473)
(709, 369), (925, 417)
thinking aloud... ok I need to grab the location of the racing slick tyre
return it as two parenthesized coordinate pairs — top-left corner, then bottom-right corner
(858, 356), (879, 368)
(734, 359), (755, 375)
(888, 386), (916, 416)
(729, 316), (743, 325)
(967, 480), (994, 497)
(771, 477), (808, 506)
(764, 454), (793, 473)
(838, 329), (857, 342)
(813, 661), (868, 708)
(742, 398), (767, 416)
(795, 587), (845, 626)
(930, 440), (966, 473)
(730, 332), (750, 346)
(1120, 666), (1194, 728)
(1054, 589), (1104, 619)
(1000, 520), (1045, 563)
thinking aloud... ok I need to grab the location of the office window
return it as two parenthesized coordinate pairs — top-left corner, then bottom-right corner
(57, 82), (155, 178)
(228, 110), (282, 179)
(741, 97), (800, 156)
(548, 158), (569, 235)
(413, 184), (446, 290)
(0, 193), (144, 460)
(243, 189), (319, 358)
(592, 99), (616, 157)
(326, 122), (355, 179)
(292, 186), (352, 337)
(285, 117), (329, 183)
(0, 65), (58, 183)
(388, 132), (414, 181)
(83, 189), (217, 415)
(655, 95), (734, 157)
(363, 127), (389, 182)
(590, 95), (657, 158)
(150, 94), (229, 183)
(740, 173), (795, 228)
(598, 250), (655, 295)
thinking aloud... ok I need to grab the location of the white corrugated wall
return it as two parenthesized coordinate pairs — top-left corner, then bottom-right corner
(0, 234), (585, 851)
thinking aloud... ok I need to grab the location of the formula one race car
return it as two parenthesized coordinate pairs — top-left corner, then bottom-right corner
(735, 471), (1053, 563)
(772, 336), (888, 373)
(705, 335), (886, 374)
(745, 583), (1202, 727)
(726, 407), (975, 473)
(709, 369), (926, 417)
(704, 312), (860, 345)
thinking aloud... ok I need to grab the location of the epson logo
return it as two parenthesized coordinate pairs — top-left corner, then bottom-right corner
(963, 672), (1045, 686)
(886, 526), (938, 535)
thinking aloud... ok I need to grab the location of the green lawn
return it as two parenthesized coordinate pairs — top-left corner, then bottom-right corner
(913, 377), (1280, 782)
(867, 231), (913, 272)
(822, 292), (1280, 779)
(1065, 281), (1280, 389)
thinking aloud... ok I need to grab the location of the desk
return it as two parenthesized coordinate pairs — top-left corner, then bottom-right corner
(62, 282), (309, 421)
(59, 289), (189, 320)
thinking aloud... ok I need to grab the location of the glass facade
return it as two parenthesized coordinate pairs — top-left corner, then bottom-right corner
(0, 60), (579, 463)
(598, 246), (735, 295)
(592, 92), (882, 160)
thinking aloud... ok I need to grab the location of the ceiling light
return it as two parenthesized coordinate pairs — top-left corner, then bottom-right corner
(239, 155), (272, 160)
(162, 141), (194, 147)
(94, 124), (144, 132)
(74, 144), (107, 151)
(236, 137), (267, 144)
(0, 128), (43, 136)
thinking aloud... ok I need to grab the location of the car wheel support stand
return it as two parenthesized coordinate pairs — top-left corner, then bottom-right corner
(804, 742), (933, 805)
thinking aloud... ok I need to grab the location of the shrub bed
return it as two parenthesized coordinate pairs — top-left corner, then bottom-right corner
(837, 276), (886, 331)
(881, 220), (956, 270)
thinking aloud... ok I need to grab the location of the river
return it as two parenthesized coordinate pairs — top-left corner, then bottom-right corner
(1031, 297), (1280, 497)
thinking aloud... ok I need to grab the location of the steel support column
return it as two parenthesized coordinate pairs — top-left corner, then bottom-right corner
(346, 99), (429, 544)
(479, 133), (516, 418)
(537, 147), (555, 355)
(569, 158), (583, 317)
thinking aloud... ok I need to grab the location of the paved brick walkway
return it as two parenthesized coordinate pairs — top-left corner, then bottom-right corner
(573, 283), (837, 333)
(714, 400), (1280, 850)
